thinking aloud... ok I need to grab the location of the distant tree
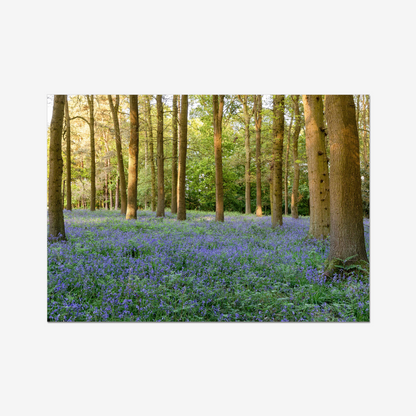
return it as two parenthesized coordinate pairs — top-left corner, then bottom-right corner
(171, 95), (178, 214)
(237, 95), (254, 214)
(64, 96), (72, 210)
(324, 95), (368, 275)
(48, 95), (66, 241)
(271, 95), (284, 228)
(108, 95), (127, 214)
(177, 95), (188, 221)
(213, 95), (225, 222)
(156, 95), (165, 217)
(146, 95), (157, 211)
(126, 95), (139, 219)
(253, 95), (263, 217)
(86, 95), (96, 210)
(303, 95), (330, 237)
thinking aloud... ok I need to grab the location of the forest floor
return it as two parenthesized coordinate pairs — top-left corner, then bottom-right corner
(47, 210), (370, 322)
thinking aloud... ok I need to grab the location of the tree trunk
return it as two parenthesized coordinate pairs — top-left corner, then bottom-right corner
(109, 171), (113, 210)
(108, 95), (127, 215)
(271, 95), (284, 228)
(238, 95), (252, 214)
(156, 95), (165, 217)
(324, 95), (368, 275)
(291, 96), (301, 219)
(284, 112), (293, 216)
(177, 95), (188, 221)
(254, 95), (263, 217)
(146, 96), (157, 211)
(303, 95), (330, 238)
(213, 95), (225, 222)
(115, 176), (119, 210)
(171, 95), (178, 214)
(62, 179), (65, 208)
(105, 158), (109, 210)
(126, 95), (139, 219)
(64, 97), (72, 210)
(86, 95), (96, 211)
(48, 95), (66, 241)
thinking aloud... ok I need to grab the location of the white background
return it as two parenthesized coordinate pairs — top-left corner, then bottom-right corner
(1, 1), (415, 415)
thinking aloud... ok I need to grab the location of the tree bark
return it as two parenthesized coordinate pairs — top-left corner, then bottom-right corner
(146, 96), (157, 211)
(254, 95), (263, 217)
(126, 95), (139, 219)
(48, 95), (66, 241)
(271, 95), (284, 228)
(156, 95), (165, 217)
(303, 95), (330, 238)
(177, 95), (188, 221)
(108, 95), (127, 215)
(86, 95), (96, 210)
(171, 95), (178, 214)
(237, 95), (253, 214)
(115, 176), (119, 210)
(284, 112), (293, 216)
(291, 96), (301, 219)
(213, 95), (225, 222)
(324, 95), (368, 274)
(64, 97), (72, 210)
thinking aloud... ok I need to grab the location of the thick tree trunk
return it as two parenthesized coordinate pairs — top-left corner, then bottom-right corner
(108, 95), (127, 215)
(48, 95), (66, 241)
(126, 95), (139, 219)
(271, 95), (284, 228)
(213, 95), (225, 222)
(171, 95), (178, 214)
(146, 96), (157, 211)
(303, 95), (330, 238)
(177, 95), (188, 221)
(291, 96), (301, 219)
(86, 95), (96, 211)
(156, 95), (165, 217)
(324, 95), (368, 275)
(254, 95), (263, 217)
(64, 97), (72, 210)
(284, 113), (293, 216)
(144, 128), (149, 209)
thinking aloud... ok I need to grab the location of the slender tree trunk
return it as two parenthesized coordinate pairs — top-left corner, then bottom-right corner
(324, 95), (368, 275)
(144, 127), (149, 209)
(254, 95), (263, 217)
(213, 95), (225, 222)
(146, 96), (157, 211)
(177, 95), (188, 221)
(115, 176), (119, 210)
(126, 95), (139, 219)
(156, 95), (165, 217)
(86, 95), (96, 211)
(291, 96), (301, 219)
(271, 95), (284, 228)
(105, 159), (109, 209)
(171, 95), (178, 214)
(62, 179), (65, 208)
(48, 95), (66, 241)
(303, 95), (330, 238)
(108, 95), (127, 215)
(64, 97), (72, 210)
(284, 113), (293, 216)
(362, 95), (369, 166)
(238, 95), (252, 214)
(109, 172), (113, 210)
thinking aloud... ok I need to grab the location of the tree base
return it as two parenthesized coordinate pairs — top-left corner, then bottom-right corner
(324, 258), (369, 279)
